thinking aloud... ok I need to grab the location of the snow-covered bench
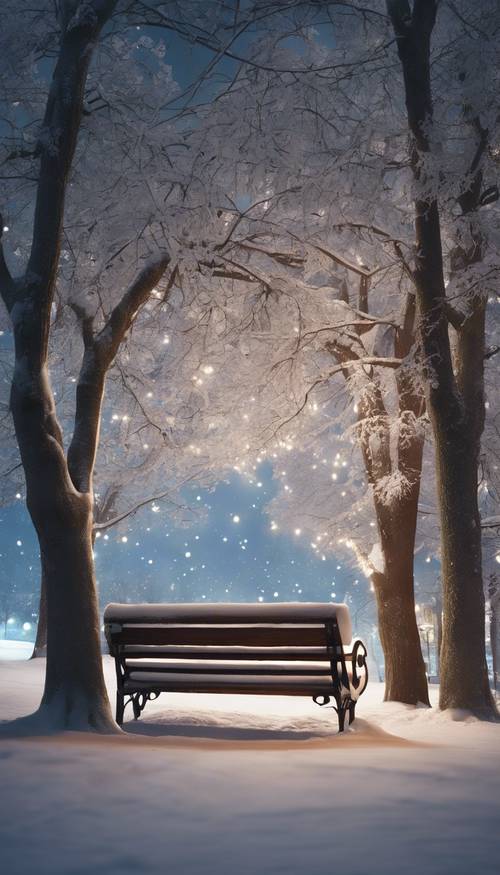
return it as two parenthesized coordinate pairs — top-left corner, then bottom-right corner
(104, 602), (368, 732)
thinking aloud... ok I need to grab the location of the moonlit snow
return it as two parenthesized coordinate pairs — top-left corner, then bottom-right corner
(1, 647), (499, 875)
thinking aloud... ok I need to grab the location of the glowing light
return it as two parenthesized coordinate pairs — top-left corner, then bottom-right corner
(232, 515), (240, 524)
(185, 551), (191, 558)
(201, 365), (214, 375)
(23, 622), (31, 631)
(294, 528), (302, 536)
(121, 536), (128, 543)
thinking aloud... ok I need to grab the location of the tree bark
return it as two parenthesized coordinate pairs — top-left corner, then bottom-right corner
(490, 577), (500, 693)
(372, 488), (429, 705)
(374, 574), (429, 704)
(9, 357), (115, 730)
(387, 0), (496, 715)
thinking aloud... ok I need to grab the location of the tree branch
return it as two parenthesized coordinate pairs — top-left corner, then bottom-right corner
(67, 253), (171, 493)
(25, 1), (117, 340)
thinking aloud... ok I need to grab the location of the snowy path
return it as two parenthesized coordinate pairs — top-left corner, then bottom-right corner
(1, 652), (499, 875)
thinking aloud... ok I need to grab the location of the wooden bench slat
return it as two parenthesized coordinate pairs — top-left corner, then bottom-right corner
(113, 626), (330, 647)
(124, 659), (335, 675)
(104, 602), (352, 642)
(120, 645), (347, 661)
(124, 672), (338, 696)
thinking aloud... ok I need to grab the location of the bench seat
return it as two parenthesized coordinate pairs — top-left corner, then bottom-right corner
(125, 673), (342, 695)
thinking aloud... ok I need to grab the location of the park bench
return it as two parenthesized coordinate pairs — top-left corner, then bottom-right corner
(104, 602), (368, 732)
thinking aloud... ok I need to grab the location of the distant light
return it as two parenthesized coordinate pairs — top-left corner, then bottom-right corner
(232, 515), (240, 524)
(15, 493), (21, 499)
(23, 622), (31, 631)
(121, 536), (128, 543)
(258, 596), (264, 602)
(7, 617), (15, 625)
(185, 551), (191, 558)
(294, 528), (301, 536)
(3, 225), (9, 233)
(16, 540), (22, 547)
(201, 365), (214, 375)
(496, 555), (500, 565)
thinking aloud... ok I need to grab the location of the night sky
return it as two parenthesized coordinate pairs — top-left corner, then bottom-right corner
(0, 461), (375, 636)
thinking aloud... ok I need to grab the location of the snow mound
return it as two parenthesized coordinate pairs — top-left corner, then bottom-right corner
(0, 640), (33, 661)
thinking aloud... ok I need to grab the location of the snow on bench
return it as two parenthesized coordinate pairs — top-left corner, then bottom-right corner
(104, 602), (368, 732)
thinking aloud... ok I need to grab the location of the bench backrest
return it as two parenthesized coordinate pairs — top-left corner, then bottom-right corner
(104, 602), (352, 655)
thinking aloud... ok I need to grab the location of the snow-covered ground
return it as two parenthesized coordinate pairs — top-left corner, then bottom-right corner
(1, 648), (499, 875)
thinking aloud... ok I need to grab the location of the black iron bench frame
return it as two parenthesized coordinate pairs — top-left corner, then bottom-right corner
(104, 604), (369, 733)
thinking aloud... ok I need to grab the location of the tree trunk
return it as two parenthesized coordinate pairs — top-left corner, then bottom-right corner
(387, 0), (496, 717)
(10, 363), (116, 732)
(373, 497), (430, 705)
(491, 598), (499, 694)
(435, 590), (443, 680)
(31, 567), (47, 658)
(37, 503), (113, 729)
(328, 281), (429, 704)
(374, 576), (429, 705)
(435, 407), (493, 712)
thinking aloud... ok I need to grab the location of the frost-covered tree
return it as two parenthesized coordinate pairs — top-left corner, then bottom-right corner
(172, 0), (500, 712)
(0, 0), (261, 730)
(386, 0), (499, 715)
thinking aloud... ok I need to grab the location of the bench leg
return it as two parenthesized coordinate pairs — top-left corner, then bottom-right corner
(116, 691), (125, 725)
(349, 701), (356, 725)
(337, 702), (348, 732)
